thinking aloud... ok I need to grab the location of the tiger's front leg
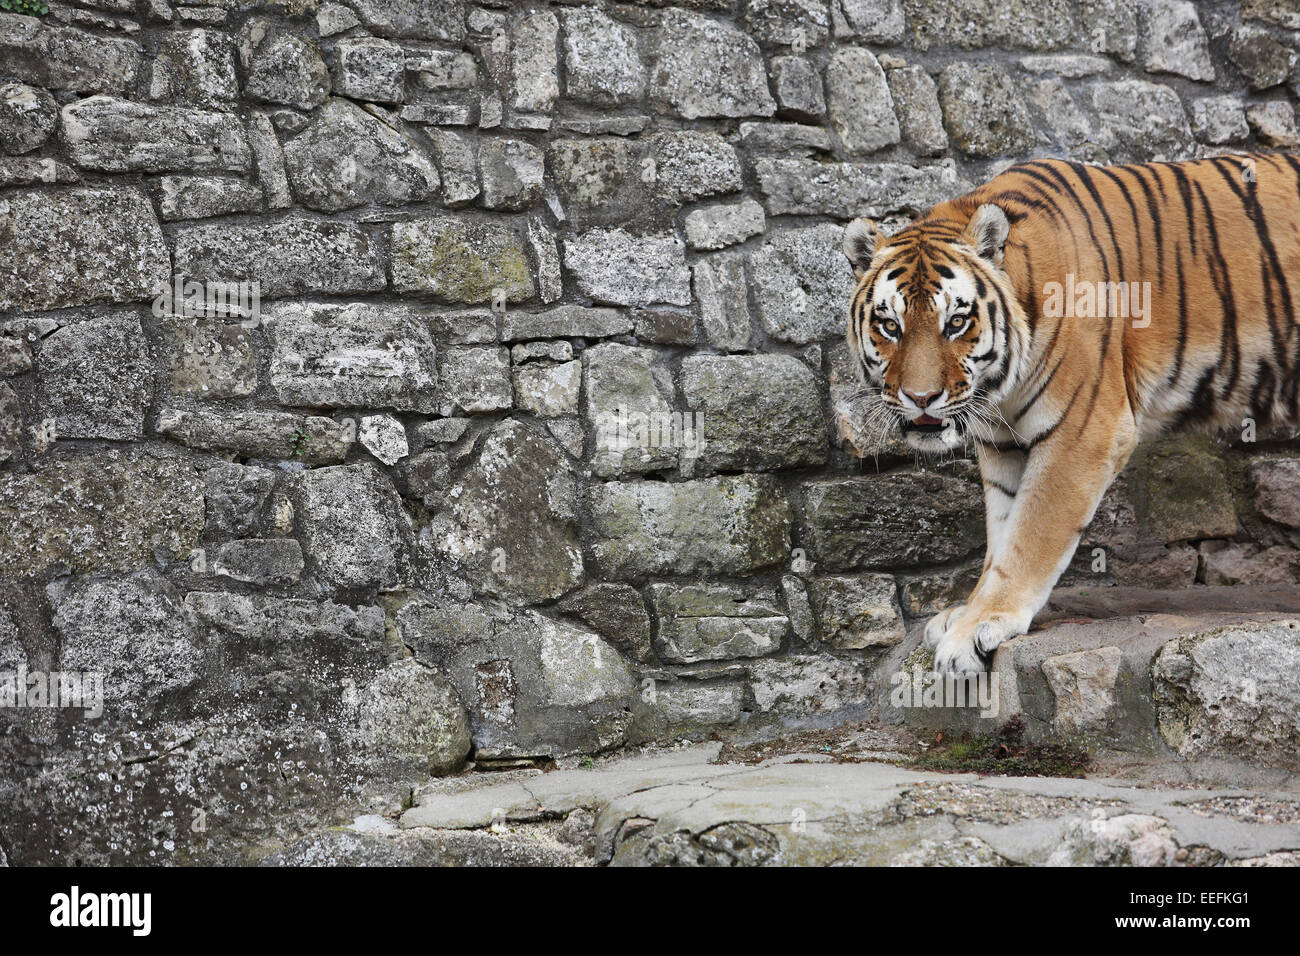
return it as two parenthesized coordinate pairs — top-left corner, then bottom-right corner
(931, 419), (1137, 674)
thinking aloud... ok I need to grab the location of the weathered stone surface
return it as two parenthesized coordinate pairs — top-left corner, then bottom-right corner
(584, 342), (680, 477)
(1246, 101), (1300, 148)
(282, 99), (439, 212)
(563, 229), (691, 307)
(651, 10), (776, 119)
(159, 175), (262, 220)
(840, 0), (907, 43)
(355, 659), (472, 779)
(548, 137), (634, 214)
(826, 47), (900, 155)
(1026, 78), (1093, 150)
(510, 10), (559, 119)
(771, 56), (825, 121)
(631, 682), (744, 742)
(1199, 541), (1300, 586)
(739, 121), (834, 154)
(248, 111), (292, 208)
(357, 415), (409, 467)
(214, 538), (305, 585)
(588, 475), (793, 578)
(905, 0), (1076, 51)
(174, 218), (385, 297)
(1129, 436), (1237, 542)
(804, 472), (984, 571)
(694, 254), (753, 351)
(1251, 458), (1300, 528)
(202, 463), (275, 538)
(748, 224), (856, 344)
(265, 302), (438, 412)
(1154, 620), (1300, 769)
(348, 0), (466, 40)
(50, 572), (203, 710)
(744, 0), (830, 44)
(0, 187), (169, 312)
(427, 128), (479, 205)
(479, 138), (544, 210)
(398, 602), (635, 758)
(391, 217), (535, 304)
(149, 28), (239, 108)
(681, 354), (828, 472)
(1190, 96), (1249, 144)
(1042, 645), (1122, 734)
(159, 408), (353, 465)
(649, 583), (787, 663)
(60, 95), (249, 173)
(1226, 27), (1296, 91)
(334, 37), (406, 103)
(1142, 0), (1214, 82)
(0, 384), (19, 464)
(514, 360), (581, 418)
(0, 83), (57, 154)
(1048, 813), (1178, 866)
(0, 13), (142, 94)
(557, 583), (653, 663)
(808, 574), (905, 650)
(0, 452), (204, 578)
(755, 157), (967, 217)
(887, 65), (948, 156)
(245, 31), (331, 110)
(646, 131), (742, 205)
(561, 7), (646, 107)
(1083, 0), (1139, 60)
(161, 316), (257, 399)
(685, 198), (766, 251)
(502, 306), (632, 341)
(1090, 79), (1193, 161)
(438, 346), (513, 415)
(430, 420), (583, 602)
(37, 316), (151, 441)
(287, 463), (412, 591)
(938, 63), (1035, 158)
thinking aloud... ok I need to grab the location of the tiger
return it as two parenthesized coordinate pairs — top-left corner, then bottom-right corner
(840, 154), (1300, 674)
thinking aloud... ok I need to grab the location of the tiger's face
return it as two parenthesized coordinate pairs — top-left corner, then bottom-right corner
(841, 204), (1024, 453)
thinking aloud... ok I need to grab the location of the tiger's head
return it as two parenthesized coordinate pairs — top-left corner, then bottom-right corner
(841, 204), (1028, 454)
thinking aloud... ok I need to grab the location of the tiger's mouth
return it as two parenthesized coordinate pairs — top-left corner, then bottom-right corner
(898, 412), (964, 448)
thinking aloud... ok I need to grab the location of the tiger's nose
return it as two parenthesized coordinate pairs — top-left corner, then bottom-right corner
(902, 389), (942, 409)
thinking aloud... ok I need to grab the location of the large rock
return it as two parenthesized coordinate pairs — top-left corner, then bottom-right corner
(681, 354), (827, 472)
(159, 408), (353, 465)
(61, 95), (250, 173)
(287, 464), (413, 591)
(563, 229), (691, 307)
(825, 47), (900, 155)
(648, 583), (787, 663)
(1251, 458), (1300, 528)
(808, 574), (906, 649)
(560, 7), (645, 106)
(1128, 435), (1237, 543)
(438, 346), (513, 415)
(244, 30), (331, 110)
(804, 472), (985, 570)
(888, 66), (948, 156)
(1142, 0), (1214, 82)
(1042, 646), (1122, 734)
(584, 342), (681, 477)
(756, 158), (968, 217)
(588, 475), (793, 578)
(650, 10), (775, 119)
(1154, 620), (1300, 769)
(50, 572), (203, 712)
(36, 316), (152, 441)
(429, 420), (584, 603)
(348, 0), (466, 40)
(173, 218), (385, 298)
(557, 583), (653, 663)
(509, 10), (559, 119)
(354, 659), (472, 779)
(0, 13), (141, 94)
(149, 28), (240, 108)
(265, 302), (438, 412)
(937, 63), (1035, 158)
(694, 253), (754, 351)
(333, 37), (406, 103)
(478, 138), (544, 210)
(747, 224), (857, 344)
(0, 82), (57, 154)
(398, 602), (637, 758)
(282, 99), (439, 211)
(645, 131), (742, 205)
(391, 217), (535, 304)
(0, 187), (169, 312)
(1090, 79), (1193, 161)
(0, 452), (204, 578)
(161, 315), (257, 399)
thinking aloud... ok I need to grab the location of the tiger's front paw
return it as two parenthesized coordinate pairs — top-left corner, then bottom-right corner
(931, 608), (1031, 673)
(923, 605), (965, 650)
(933, 633), (984, 675)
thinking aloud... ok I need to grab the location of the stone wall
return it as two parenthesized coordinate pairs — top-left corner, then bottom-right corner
(3, 0), (1300, 864)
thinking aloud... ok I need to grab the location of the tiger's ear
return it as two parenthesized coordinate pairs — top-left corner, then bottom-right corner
(962, 204), (1010, 268)
(842, 218), (880, 279)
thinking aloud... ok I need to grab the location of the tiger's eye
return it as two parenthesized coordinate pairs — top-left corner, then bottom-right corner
(947, 315), (967, 334)
(883, 319), (899, 336)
